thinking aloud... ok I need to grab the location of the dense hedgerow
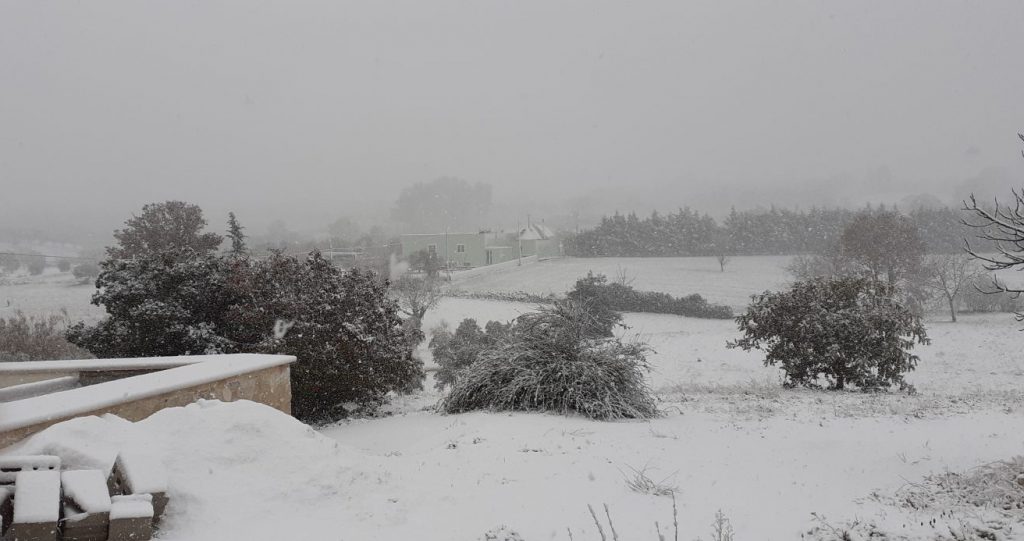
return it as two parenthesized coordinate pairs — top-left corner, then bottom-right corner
(567, 272), (733, 320)
(729, 277), (928, 391)
(441, 300), (658, 420)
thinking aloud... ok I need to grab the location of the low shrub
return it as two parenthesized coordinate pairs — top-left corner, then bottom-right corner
(57, 259), (72, 272)
(441, 299), (658, 420)
(729, 277), (928, 391)
(568, 272), (732, 320)
(429, 318), (510, 391)
(0, 311), (92, 361)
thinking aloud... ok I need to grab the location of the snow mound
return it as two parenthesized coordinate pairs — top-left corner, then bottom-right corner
(2, 399), (363, 541)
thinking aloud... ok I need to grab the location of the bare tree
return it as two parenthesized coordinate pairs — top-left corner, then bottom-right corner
(711, 230), (732, 272)
(919, 253), (981, 322)
(392, 274), (443, 330)
(613, 265), (636, 287)
(962, 133), (1024, 321)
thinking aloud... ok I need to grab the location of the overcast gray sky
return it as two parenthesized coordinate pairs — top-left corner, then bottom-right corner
(2, 0), (1023, 239)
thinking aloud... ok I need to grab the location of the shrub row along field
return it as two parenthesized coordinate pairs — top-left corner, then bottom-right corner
(566, 272), (732, 319)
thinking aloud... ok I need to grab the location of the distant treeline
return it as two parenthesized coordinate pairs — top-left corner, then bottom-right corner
(565, 205), (983, 257)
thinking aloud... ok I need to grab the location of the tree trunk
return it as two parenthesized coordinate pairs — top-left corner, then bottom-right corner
(948, 296), (957, 322)
(835, 374), (845, 390)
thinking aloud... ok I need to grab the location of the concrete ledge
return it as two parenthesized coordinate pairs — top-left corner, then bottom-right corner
(0, 354), (295, 449)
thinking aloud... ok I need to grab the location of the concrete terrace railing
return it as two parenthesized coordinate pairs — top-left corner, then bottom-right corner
(0, 354), (295, 449)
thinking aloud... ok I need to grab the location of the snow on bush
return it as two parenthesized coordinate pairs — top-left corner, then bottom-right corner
(225, 254), (424, 421)
(729, 277), (928, 391)
(67, 201), (423, 422)
(441, 299), (657, 420)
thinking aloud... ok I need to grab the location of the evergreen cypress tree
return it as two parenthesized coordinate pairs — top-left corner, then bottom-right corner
(226, 212), (247, 256)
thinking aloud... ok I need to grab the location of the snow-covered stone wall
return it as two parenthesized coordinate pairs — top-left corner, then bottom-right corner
(0, 354), (295, 448)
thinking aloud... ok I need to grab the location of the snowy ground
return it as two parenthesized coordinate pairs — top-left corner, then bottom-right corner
(0, 269), (101, 323)
(2, 257), (1023, 539)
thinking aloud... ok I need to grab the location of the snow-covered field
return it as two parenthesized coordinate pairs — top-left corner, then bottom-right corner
(0, 270), (101, 323)
(3, 257), (1023, 540)
(450, 255), (794, 310)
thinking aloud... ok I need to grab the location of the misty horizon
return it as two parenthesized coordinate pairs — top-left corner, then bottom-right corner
(2, 1), (1023, 244)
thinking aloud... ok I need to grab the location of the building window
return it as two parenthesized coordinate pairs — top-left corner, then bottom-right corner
(456, 244), (466, 253)
(427, 244), (437, 255)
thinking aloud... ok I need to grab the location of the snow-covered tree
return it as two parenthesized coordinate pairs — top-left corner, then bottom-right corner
(108, 201), (223, 260)
(66, 248), (236, 358)
(729, 277), (929, 391)
(226, 212), (247, 256)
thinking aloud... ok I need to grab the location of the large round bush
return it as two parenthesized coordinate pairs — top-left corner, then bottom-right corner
(729, 277), (928, 391)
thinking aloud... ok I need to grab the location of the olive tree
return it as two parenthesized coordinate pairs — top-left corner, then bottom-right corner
(729, 277), (928, 391)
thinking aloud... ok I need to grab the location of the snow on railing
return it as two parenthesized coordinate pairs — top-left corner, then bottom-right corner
(0, 354), (296, 449)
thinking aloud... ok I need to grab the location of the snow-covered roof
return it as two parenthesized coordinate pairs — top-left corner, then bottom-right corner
(518, 223), (555, 240)
(0, 354), (295, 435)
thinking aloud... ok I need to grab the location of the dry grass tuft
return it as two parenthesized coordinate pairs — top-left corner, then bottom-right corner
(898, 455), (1024, 514)
(621, 464), (678, 497)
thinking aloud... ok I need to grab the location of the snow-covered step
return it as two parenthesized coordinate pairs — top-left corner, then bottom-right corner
(108, 494), (153, 541)
(61, 470), (112, 541)
(10, 470), (61, 541)
(109, 452), (168, 523)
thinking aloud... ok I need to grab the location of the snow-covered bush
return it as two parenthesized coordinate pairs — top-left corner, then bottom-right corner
(729, 277), (929, 391)
(0, 311), (92, 361)
(568, 272), (732, 321)
(441, 299), (657, 420)
(57, 259), (72, 272)
(225, 254), (423, 421)
(429, 318), (510, 391)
